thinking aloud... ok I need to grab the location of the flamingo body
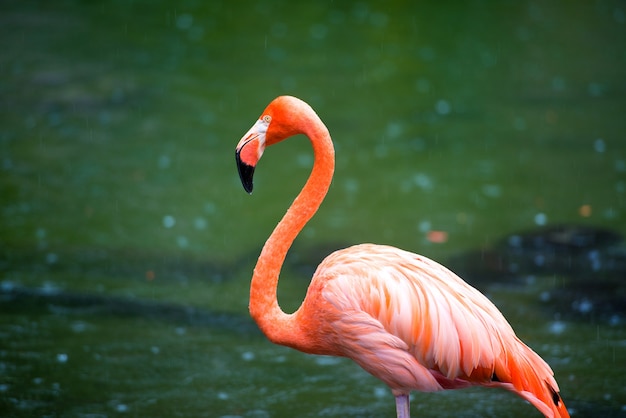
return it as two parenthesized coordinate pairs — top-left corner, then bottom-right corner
(234, 96), (568, 417)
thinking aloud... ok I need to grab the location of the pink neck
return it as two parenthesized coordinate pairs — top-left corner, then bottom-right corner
(249, 116), (334, 346)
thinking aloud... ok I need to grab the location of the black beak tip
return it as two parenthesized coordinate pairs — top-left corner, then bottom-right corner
(242, 175), (254, 194)
(235, 151), (255, 194)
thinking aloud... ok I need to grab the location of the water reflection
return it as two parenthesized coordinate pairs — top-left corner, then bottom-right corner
(448, 224), (626, 323)
(2, 282), (257, 334)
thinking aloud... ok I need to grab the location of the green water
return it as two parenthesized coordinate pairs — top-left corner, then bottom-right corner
(1, 1), (625, 417)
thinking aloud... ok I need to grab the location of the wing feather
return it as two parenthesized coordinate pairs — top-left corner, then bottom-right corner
(318, 244), (516, 383)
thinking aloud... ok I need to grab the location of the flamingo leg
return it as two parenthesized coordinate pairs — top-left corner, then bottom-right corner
(395, 393), (410, 418)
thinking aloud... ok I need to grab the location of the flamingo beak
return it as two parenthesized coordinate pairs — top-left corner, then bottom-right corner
(235, 147), (255, 194)
(235, 117), (269, 194)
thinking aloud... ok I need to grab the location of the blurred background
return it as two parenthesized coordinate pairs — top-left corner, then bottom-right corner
(1, 1), (625, 417)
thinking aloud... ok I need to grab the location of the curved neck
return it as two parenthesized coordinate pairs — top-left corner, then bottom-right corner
(249, 119), (334, 346)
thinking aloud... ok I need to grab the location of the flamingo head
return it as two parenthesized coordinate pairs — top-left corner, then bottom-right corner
(235, 96), (313, 194)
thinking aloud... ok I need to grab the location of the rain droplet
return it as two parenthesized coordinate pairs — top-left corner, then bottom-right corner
(435, 99), (451, 115)
(415, 78), (430, 93)
(46, 252), (58, 264)
(56, 353), (68, 363)
(176, 236), (188, 248)
(587, 82), (604, 97)
(418, 220), (431, 233)
(315, 356), (341, 366)
(309, 23), (328, 39)
(574, 298), (593, 314)
(551, 76), (566, 91)
(548, 321), (566, 334)
(163, 215), (176, 228)
(594, 138), (605, 153)
(176, 13), (193, 30)
(41, 281), (59, 295)
(158, 155), (171, 169)
(194, 217), (207, 230)
(587, 250), (601, 271)
(534, 212), (547, 226)
(296, 153), (313, 167)
(1, 281), (15, 292)
(2, 157), (13, 170)
(344, 178), (359, 194)
(482, 184), (501, 198)
(413, 173), (433, 190)
(508, 235), (522, 248)
(411, 137), (425, 151)
(116, 403), (129, 412)
(374, 386), (387, 398)
(204, 202), (216, 214)
(71, 322), (87, 333)
(200, 111), (215, 125)
(386, 121), (404, 139)
(418, 46), (435, 61)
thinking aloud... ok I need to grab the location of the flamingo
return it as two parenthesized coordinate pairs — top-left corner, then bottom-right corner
(234, 96), (569, 418)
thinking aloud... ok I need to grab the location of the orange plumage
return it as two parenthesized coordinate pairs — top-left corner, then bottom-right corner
(235, 96), (568, 418)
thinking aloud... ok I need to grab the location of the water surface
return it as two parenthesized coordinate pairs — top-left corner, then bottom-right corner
(1, 1), (625, 417)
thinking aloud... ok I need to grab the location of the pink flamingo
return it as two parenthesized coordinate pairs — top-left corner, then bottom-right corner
(235, 96), (569, 418)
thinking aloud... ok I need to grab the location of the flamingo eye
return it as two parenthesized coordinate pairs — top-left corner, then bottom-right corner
(263, 115), (272, 123)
